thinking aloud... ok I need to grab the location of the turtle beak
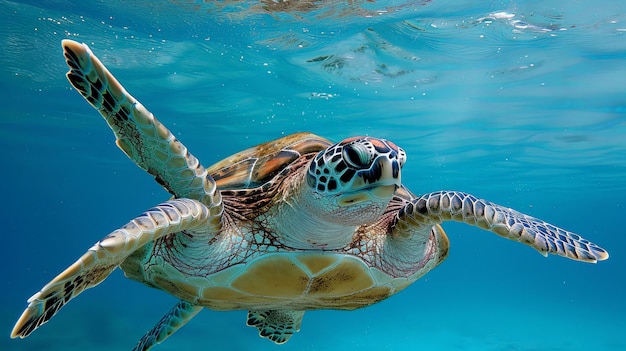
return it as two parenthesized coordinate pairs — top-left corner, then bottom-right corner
(337, 184), (397, 206)
(337, 155), (401, 206)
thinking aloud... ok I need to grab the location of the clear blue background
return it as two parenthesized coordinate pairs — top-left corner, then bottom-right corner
(2, 1), (624, 350)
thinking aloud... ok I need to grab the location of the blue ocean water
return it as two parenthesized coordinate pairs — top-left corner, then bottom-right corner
(2, 0), (625, 350)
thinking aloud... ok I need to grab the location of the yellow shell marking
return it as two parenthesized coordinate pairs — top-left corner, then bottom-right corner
(157, 253), (409, 311)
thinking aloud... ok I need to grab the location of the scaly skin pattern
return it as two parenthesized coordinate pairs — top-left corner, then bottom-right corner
(11, 40), (608, 350)
(132, 300), (203, 351)
(396, 191), (608, 262)
(62, 39), (218, 207)
(11, 199), (213, 338)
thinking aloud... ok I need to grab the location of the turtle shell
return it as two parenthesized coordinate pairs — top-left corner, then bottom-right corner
(191, 251), (420, 311)
(207, 132), (331, 190)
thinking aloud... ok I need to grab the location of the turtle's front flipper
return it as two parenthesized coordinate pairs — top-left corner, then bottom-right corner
(393, 191), (608, 263)
(246, 310), (305, 344)
(11, 199), (212, 339)
(61, 40), (217, 206)
(132, 300), (203, 351)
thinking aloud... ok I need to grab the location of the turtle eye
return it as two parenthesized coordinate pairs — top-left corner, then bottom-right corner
(342, 144), (370, 169)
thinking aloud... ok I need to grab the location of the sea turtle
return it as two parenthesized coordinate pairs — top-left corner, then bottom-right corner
(12, 40), (608, 350)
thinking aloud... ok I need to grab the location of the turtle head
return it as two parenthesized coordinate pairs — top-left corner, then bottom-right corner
(305, 136), (406, 225)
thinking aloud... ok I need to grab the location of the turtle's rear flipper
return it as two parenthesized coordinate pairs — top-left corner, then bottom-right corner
(11, 199), (212, 339)
(132, 300), (203, 351)
(247, 310), (305, 344)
